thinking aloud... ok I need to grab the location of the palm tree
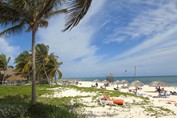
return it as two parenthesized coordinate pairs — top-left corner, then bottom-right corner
(35, 44), (50, 84)
(35, 44), (62, 87)
(45, 53), (62, 85)
(15, 51), (32, 82)
(0, 0), (92, 105)
(0, 54), (11, 84)
(15, 44), (62, 86)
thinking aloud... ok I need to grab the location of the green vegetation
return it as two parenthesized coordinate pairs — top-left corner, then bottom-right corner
(145, 106), (175, 117)
(0, 84), (176, 118)
(50, 84), (148, 99)
(15, 44), (63, 86)
(0, 54), (11, 84)
(0, 85), (83, 118)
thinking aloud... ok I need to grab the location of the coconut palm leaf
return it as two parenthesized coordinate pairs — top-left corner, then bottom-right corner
(63, 0), (92, 31)
(0, 21), (26, 36)
(15, 51), (32, 78)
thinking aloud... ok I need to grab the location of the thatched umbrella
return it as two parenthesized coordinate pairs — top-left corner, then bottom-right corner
(114, 80), (120, 87)
(129, 80), (144, 87)
(93, 79), (100, 82)
(114, 80), (120, 85)
(102, 80), (109, 83)
(120, 80), (129, 85)
(149, 81), (168, 87)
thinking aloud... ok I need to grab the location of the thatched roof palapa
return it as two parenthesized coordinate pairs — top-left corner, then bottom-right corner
(7, 75), (27, 81)
(129, 80), (144, 87)
(149, 81), (168, 87)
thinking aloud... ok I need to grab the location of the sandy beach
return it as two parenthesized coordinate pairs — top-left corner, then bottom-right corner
(40, 80), (177, 118)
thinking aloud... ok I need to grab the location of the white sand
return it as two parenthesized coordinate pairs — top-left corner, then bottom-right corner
(41, 81), (177, 118)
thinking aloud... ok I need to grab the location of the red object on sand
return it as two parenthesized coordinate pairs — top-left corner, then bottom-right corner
(103, 95), (124, 105)
(113, 99), (124, 105)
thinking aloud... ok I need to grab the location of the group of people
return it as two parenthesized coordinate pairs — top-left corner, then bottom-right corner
(156, 86), (170, 98)
(91, 82), (98, 87)
(91, 82), (110, 89)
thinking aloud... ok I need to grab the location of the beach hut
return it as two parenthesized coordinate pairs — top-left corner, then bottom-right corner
(129, 80), (144, 87)
(6, 75), (27, 85)
(0, 67), (18, 84)
(149, 81), (168, 87)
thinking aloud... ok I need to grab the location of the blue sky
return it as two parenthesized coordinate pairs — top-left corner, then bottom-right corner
(1, 0), (177, 77)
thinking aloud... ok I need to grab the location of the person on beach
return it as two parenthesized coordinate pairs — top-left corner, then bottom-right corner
(157, 86), (161, 97)
(95, 82), (98, 87)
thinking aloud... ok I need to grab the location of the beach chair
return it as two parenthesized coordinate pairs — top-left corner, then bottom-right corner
(99, 99), (114, 105)
(101, 95), (124, 105)
(100, 86), (106, 89)
(161, 91), (170, 98)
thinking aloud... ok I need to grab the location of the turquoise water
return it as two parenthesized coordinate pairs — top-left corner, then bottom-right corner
(63, 76), (177, 86)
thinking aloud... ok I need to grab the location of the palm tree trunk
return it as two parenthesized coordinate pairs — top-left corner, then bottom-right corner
(28, 69), (30, 83)
(42, 62), (50, 87)
(2, 70), (6, 85)
(55, 75), (57, 85)
(32, 30), (36, 105)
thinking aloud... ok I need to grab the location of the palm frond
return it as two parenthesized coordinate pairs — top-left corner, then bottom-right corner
(0, 2), (22, 26)
(57, 69), (62, 79)
(0, 1), (32, 24)
(63, 0), (92, 31)
(9, 0), (30, 12)
(44, 9), (67, 19)
(7, 57), (11, 63)
(0, 53), (10, 70)
(0, 21), (25, 36)
(39, 19), (49, 28)
(36, 0), (55, 20)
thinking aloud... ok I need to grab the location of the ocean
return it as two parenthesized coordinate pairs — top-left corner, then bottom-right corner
(63, 76), (177, 86)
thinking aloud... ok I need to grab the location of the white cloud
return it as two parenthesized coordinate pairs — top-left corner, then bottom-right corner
(0, 38), (20, 65)
(38, 0), (106, 77)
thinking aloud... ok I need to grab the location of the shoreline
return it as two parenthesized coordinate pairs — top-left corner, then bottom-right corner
(61, 76), (177, 86)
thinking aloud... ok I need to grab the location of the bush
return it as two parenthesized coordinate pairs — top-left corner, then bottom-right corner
(0, 104), (27, 118)
(26, 103), (82, 118)
(0, 103), (83, 118)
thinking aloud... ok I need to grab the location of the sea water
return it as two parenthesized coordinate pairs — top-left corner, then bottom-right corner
(63, 76), (177, 86)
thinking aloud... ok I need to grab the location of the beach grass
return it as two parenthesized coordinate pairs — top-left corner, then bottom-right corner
(48, 84), (148, 100)
(0, 85), (83, 118)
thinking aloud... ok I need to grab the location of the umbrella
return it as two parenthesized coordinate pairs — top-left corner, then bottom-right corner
(114, 80), (120, 85)
(120, 80), (129, 85)
(102, 80), (110, 83)
(149, 81), (168, 87)
(129, 80), (144, 87)
(93, 79), (100, 82)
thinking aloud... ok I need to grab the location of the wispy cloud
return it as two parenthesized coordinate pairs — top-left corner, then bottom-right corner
(0, 38), (20, 65)
(106, 1), (177, 43)
(38, 0), (106, 77)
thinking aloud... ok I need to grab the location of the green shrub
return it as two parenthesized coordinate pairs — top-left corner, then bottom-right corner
(26, 103), (83, 118)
